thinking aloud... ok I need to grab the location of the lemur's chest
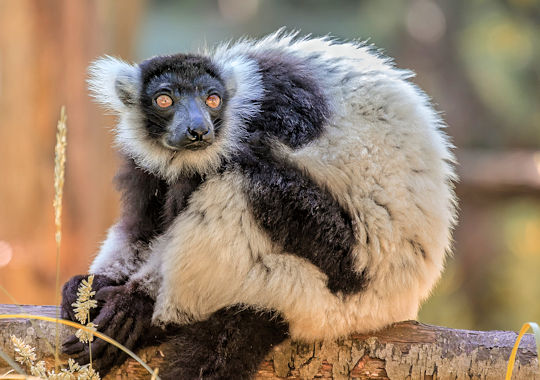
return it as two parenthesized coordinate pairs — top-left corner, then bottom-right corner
(158, 150), (265, 231)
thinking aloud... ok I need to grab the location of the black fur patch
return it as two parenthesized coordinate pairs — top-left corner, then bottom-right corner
(160, 306), (288, 380)
(163, 172), (204, 225)
(139, 54), (220, 86)
(248, 50), (331, 148)
(115, 157), (168, 245)
(233, 138), (368, 295)
(115, 156), (203, 244)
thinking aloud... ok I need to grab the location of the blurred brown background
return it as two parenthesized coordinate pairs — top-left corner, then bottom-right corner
(0, 0), (539, 332)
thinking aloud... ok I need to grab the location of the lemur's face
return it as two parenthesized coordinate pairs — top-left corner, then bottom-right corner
(138, 55), (227, 152)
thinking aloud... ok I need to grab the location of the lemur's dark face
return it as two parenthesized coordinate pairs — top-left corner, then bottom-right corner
(138, 54), (227, 151)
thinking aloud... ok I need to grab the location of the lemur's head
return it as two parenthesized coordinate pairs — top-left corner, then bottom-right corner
(88, 53), (261, 180)
(137, 55), (226, 152)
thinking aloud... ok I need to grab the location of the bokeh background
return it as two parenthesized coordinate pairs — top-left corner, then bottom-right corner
(0, 0), (539, 332)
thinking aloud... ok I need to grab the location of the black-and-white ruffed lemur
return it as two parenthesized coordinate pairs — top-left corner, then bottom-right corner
(61, 31), (457, 379)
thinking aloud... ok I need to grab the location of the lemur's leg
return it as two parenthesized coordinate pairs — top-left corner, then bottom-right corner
(160, 306), (288, 380)
(65, 289), (288, 379)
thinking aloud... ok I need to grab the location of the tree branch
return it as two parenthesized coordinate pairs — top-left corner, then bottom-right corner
(0, 304), (538, 379)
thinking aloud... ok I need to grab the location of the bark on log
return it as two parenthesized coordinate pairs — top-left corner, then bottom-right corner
(0, 305), (538, 379)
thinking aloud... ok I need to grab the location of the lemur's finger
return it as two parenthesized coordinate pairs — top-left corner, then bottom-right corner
(61, 275), (87, 321)
(91, 300), (122, 329)
(95, 285), (125, 302)
(73, 347), (90, 366)
(62, 334), (79, 347)
(125, 316), (145, 349)
(90, 314), (135, 373)
(62, 339), (85, 355)
(65, 302), (128, 358)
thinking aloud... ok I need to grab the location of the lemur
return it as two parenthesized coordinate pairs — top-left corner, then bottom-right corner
(61, 31), (457, 379)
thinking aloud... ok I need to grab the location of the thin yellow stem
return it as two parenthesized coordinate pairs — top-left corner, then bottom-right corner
(505, 322), (540, 380)
(87, 309), (93, 368)
(0, 348), (25, 375)
(54, 244), (61, 371)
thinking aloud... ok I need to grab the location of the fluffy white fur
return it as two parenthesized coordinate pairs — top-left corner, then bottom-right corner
(89, 31), (457, 340)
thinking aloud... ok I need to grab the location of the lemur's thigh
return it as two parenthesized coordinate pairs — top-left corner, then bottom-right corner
(161, 306), (289, 380)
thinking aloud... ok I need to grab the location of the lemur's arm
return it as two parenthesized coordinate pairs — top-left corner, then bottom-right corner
(61, 157), (167, 373)
(61, 156), (166, 325)
(236, 142), (368, 296)
(88, 156), (167, 282)
(61, 158), (205, 374)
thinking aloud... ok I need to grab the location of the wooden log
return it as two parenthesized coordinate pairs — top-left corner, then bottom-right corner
(0, 305), (538, 379)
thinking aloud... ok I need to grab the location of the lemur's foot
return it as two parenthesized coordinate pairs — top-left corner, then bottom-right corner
(62, 282), (165, 375)
(160, 307), (289, 380)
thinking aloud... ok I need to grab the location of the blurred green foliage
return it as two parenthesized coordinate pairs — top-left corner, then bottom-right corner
(420, 199), (540, 330)
(459, 0), (540, 146)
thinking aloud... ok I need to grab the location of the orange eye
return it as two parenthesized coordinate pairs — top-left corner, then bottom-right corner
(156, 94), (173, 108)
(205, 94), (221, 109)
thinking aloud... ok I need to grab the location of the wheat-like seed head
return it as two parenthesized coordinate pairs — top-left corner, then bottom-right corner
(53, 106), (67, 245)
(71, 275), (97, 324)
(30, 360), (47, 378)
(10, 335), (37, 366)
(10, 335), (102, 379)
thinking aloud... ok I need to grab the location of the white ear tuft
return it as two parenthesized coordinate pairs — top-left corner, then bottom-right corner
(87, 56), (140, 112)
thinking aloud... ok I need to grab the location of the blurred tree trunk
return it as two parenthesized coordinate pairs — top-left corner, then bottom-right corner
(0, 0), (145, 305)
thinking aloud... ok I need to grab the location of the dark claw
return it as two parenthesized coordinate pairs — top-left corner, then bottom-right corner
(62, 334), (79, 347)
(62, 340), (84, 355)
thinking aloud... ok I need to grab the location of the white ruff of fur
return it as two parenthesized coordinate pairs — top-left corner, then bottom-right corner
(88, 32), (457, 340)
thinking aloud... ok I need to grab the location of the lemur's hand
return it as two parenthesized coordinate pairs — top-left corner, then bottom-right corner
(61, 274), (120, 322)
(62, 283), (167, 375)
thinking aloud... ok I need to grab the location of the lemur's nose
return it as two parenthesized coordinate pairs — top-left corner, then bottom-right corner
(187, 124), (209, 141)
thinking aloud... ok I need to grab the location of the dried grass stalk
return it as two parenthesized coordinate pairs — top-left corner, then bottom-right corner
(53, 106), (67, 370)
(53, 106), (67, 246)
